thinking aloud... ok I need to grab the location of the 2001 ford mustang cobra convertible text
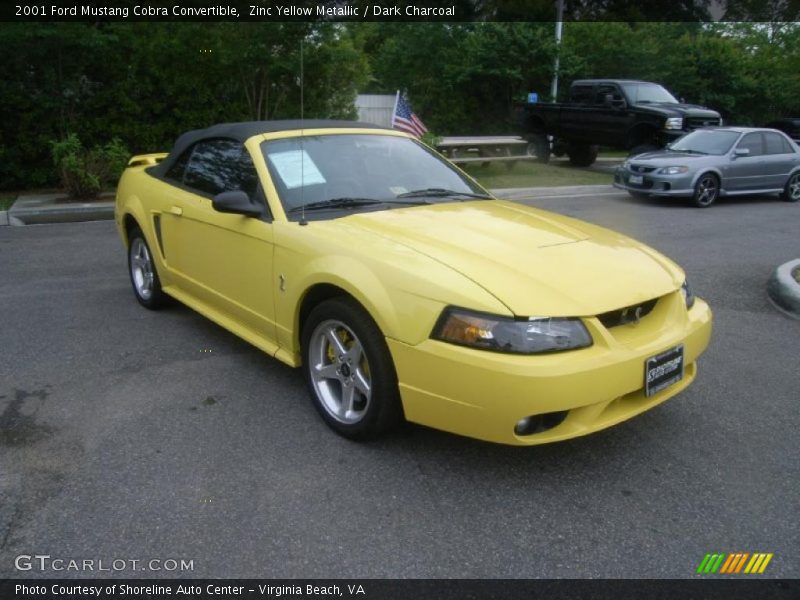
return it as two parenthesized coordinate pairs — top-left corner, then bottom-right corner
(115, 121), (712, 445)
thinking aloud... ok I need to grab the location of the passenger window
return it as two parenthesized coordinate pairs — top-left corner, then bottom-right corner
(764, 132), (791, 155)
(737, 133), (763, 157)
(183, 139), (260, 199)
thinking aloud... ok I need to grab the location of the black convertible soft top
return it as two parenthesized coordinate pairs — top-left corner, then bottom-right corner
(151, 119), (388, 177)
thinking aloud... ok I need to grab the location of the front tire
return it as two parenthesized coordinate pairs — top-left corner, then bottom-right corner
(782, 172), (800, 202)
(526, 134), (550, 163)
(301, 297), (403, 440)
(127, 227), (167, 309)
(692, 173), (719, 208)
(567, 143), (598, 167)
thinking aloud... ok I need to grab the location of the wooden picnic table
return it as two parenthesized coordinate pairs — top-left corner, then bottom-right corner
(435, 136), (532, 169)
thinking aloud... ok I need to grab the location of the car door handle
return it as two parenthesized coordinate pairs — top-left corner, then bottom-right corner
(169, 206), (183, 216)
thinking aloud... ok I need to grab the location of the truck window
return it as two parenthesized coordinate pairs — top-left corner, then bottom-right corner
(570, 85), (593, 105)
(594, 84), (624, 107)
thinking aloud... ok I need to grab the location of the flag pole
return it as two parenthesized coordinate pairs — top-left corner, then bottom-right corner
(391, 90), (400, 127)
(550, 0), (564, 102)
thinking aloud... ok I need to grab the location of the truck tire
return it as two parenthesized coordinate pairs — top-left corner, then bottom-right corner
(526, 134), (550, 163)
(567, 144), (598, 167)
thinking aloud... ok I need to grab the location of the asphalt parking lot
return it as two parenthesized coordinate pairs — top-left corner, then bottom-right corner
(1, 189), (798, 579)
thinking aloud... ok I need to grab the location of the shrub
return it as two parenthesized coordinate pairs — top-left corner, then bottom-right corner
(50, 134), (129, 199)
(421, 131), (442, 149)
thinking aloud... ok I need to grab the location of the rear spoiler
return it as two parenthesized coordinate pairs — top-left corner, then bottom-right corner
(127, 153), (168, 167)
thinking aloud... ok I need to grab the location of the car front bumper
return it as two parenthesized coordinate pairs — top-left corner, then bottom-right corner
(388, 292), (712, 445)
(613, 165), (697, 197)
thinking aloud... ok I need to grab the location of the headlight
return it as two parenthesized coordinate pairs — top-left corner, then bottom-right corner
(681, 280), (695, 309)
(658, 166), (689, 175)
(665, 117), (683, 130)
(432, 308), (592, 354)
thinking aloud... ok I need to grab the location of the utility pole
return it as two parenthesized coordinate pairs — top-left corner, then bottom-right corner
(550, 0), (564, 102)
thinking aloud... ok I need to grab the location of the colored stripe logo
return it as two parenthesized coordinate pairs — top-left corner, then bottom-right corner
(697, 553), (773, 574)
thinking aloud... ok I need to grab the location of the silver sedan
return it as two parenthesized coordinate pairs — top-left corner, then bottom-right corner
(614, 127), (800, 207)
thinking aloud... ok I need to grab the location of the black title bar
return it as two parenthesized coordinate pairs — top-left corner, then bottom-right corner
(4, 0), (800, 23)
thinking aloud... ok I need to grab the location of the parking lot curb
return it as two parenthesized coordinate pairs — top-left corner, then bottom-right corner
(492, 184), (617, 201)
(8, 193), (114, 226)
(1, 186), (619, 226)
(767, 258), (800, 319)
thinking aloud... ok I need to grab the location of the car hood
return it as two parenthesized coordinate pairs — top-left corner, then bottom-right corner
(341, 200), (682, 317)
(628, 150), (719, 164)
(633, 102), (720, 119)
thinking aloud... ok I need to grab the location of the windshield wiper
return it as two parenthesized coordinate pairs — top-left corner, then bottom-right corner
(287, 197), (430, 213)
(288, 197), (382, 213)
(673, 149), (708, 155)
(396, 188), (492, 200)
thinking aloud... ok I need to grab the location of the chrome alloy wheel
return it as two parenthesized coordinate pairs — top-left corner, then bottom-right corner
(788, 173), (800, 201)
(129, 237), (155, 300)
(695, 174), (718, 206)
(308, 319), (372, 424)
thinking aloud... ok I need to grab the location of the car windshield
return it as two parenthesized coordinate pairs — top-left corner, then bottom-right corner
(621, 83), (679, 104)
(262, 134), (488, 220)
(670, 130), (741, 155)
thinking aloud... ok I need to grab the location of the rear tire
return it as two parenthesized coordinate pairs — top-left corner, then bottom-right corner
(692, 173), (719, 208)
(567, 144), (598, 167)
(301, 297), (403, 440)
(782, 172), (800, 202)
(127, 227), (167, 309)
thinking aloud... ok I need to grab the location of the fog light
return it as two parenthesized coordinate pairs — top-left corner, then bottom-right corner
(514, 411), (569, 436)
(515, 417), (532, 435)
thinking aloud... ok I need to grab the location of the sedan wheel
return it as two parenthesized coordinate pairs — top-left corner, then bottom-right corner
(692, 173), (719, 208)
(782, 172), (800, 202)
(302, 297), (402, 439)
(128, 227), (167, 309)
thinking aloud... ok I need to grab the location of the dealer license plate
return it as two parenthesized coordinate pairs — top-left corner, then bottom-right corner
(645, 345), (684, 397)
(629, 174), (644, 185)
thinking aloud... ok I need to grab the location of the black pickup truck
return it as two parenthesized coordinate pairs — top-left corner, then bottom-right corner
(517, 79), (722, 166)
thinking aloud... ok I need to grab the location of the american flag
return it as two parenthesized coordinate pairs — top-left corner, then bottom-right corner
(392, 92), (428, 138)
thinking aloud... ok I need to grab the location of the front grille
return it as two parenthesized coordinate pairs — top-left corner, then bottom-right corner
(630, 164), (657, 174)
(597, 298), (658, 329)
(686, 117), (721, 130)
(627, 179), (654, 190)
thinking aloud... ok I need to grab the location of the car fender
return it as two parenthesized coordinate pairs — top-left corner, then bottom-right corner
(115, 171), (174, 287)
(690, 166), (724, 190)
(290, 253), (404, 341)
(786, 165), (800, 181)
(279, 253), (469, 363)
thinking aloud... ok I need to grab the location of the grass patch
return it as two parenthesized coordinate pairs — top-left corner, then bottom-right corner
(793, 266), (800, 284)
(0, 195), (16, 211)
(465, 160), (612, 189)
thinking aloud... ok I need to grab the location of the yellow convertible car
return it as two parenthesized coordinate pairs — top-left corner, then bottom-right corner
(115, 121), (712, 445)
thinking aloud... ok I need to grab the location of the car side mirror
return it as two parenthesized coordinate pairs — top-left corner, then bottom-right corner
(733, 147), (750, 158)
(212, 190), (262, 217)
